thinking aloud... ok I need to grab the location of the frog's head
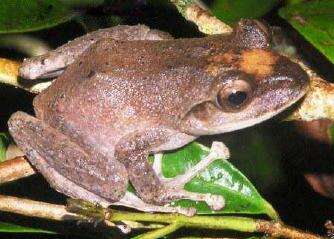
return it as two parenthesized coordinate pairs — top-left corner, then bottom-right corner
(182, 19), (309, 135)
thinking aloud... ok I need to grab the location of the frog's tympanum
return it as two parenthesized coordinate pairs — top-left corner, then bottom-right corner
(8, 20), (309, 215)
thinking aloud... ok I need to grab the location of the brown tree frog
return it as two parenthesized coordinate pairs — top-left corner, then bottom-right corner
(8, 20), (309, 216)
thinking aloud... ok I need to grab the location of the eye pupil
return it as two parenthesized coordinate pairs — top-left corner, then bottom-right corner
(227, 91), (247, 106)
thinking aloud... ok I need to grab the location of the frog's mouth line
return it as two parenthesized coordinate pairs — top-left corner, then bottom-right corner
(213, 85), (309, 134)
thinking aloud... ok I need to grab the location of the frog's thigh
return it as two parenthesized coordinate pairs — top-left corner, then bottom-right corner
(19, 25), (173, 80)
(8, 111), (128, 203)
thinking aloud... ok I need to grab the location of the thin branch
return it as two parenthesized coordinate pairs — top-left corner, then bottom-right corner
(0, 195), (325, 238)
(0, 58), (51, 93)
(287, 60), (334, 121)
(0, 156), (35, 184)
(73, 202), (325, 239)
(5, 144), (24, 160)
(0, 58), (21, 88)
(112, 213), (325, 239)
(257, 220), (323, 239)
(0, 195), (163, 230)
(0, 195), (78, 221)
(170, 0), (232, 35)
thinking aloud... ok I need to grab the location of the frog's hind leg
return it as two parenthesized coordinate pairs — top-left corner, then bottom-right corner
(8, 111), (128, 206)
(19, 25), (173, 80)
(115, 131), (226, 214)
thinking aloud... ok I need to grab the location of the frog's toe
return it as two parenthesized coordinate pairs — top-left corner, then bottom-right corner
(163, 188), (225, 211)
(113, 191), (197, 216)
(204, 194), (225, 211)
(116, 224), (132, 234)
(176, 206), (196, 216)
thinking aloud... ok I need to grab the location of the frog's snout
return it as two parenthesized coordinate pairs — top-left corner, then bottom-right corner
(272, 56), (309, 97)
(255, 56), (309, 114)
(19, 58), (40, 80)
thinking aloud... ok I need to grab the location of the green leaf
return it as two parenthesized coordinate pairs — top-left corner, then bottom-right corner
(157, 142), (279, 220)
(0, 221), (54, 234)
(0, 133), (9, 162)
(211, 0), (278, 24)
(0, 0), (75, 34)
(279, 0), (334, 64)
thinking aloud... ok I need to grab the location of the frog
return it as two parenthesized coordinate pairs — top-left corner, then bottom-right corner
(8, 20), (309, 216)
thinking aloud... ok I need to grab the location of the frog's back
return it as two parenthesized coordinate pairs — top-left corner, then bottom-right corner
(33, 36), (233, 157)
(35, 36), (233, 119)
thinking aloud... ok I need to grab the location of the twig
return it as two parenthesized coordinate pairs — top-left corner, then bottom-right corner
(0, 195), (163, 230)
(101, 206), (325, 239)
(5, 144), (24, 160)
(0, 195), (324, 239)
(0, 58), (21, 89)
(257, 220), (323, 239)
(0, 58), (51, 93)
(0, 194), (78, 221)
(0, 156), (35, 184)
(287, 60), (334, 121)
(170, 0), (232, 35)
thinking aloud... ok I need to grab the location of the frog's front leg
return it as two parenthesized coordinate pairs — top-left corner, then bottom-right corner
(8, 111), (129, 206)
(19, 25), (173, 80)
(115, 129), (225, 213)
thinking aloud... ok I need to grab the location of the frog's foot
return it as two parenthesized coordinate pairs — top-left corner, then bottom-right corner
(114, 192), (196, 216)
(152, 142), (229, 210)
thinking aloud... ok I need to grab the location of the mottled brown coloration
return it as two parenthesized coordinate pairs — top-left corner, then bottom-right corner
(220, 51), (238, 64)
(9, 20), (309, 213)
(205, 64), (221, 76)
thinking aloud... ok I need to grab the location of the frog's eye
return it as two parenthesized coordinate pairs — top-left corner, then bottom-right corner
(216, 79), (253, 111)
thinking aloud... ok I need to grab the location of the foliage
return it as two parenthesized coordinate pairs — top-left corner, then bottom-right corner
(0, 222), (53, 234)
(279, 0), (334, 64)
(0, 133), (9, 162)
(158, 142), (278, 219)
(0, 0), (74, 33)
(211, 0), (278, 24)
